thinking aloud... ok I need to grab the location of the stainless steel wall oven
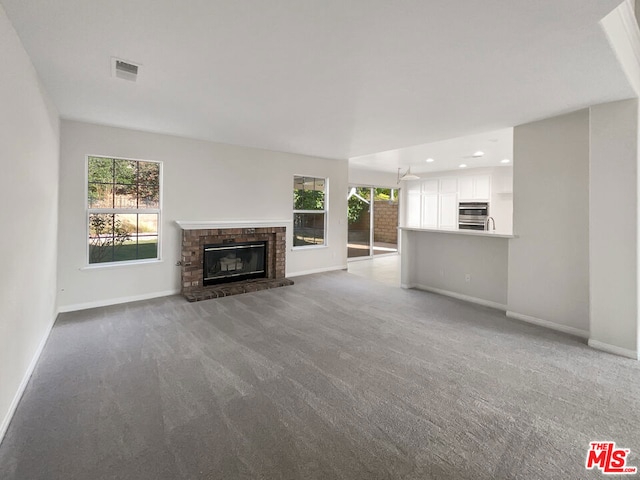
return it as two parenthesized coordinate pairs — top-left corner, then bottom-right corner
(458, 202), (489, 230)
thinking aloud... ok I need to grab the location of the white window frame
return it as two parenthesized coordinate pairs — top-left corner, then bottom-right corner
(85, 154), (163, 267)
(293, 175), (329, 249)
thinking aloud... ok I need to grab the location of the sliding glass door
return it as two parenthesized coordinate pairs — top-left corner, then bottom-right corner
(347, 186), (399, 259)
(347, 187), (372, 258)
(372, 188), (399, 255)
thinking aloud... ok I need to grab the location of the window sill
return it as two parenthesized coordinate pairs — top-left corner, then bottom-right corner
(291, 245), (329, 251)
(80, 259), (164, 270)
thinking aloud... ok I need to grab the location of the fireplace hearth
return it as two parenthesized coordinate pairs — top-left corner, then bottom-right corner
(177, 222), (293, 302)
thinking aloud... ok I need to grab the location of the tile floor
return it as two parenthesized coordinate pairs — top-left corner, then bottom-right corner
(347, 253), (400, 287)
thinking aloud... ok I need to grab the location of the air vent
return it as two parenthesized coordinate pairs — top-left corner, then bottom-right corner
(111, 57), (141, 82)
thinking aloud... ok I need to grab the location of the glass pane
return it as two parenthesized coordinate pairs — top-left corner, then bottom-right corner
(114, 213), (137, 236)
(88, 157), (113, 184)
(293, 176), (325, 210)
(347, 187), (371, 258)
(136, 236), (158, 260)
(294, 190), (324, 210)
(113, 184), (137, 208)
(138, 161), (160, 185)
(138, 214), (158, 235)
(293, 213), (325, 246)
(111, 214), (136, 262)
(293, 176), (305, 190)
(88, 214), (115, 264)
(114, 159), (137, 184)
(138, 184), (160, 208)
(88, 183), (113, 208)
(89, 214), (159, 263)
(374, 188), (391, 201)
(373, 188), (399, 255)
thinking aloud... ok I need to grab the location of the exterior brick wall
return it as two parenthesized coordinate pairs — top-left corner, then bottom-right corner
(373, 200), (398, 244)
(180, 227), (287, 298)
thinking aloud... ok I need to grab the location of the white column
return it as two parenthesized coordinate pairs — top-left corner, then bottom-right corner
(589, 98), (640, 359)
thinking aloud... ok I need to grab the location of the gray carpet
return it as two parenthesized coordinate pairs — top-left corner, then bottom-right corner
(1, 271), (639, 479)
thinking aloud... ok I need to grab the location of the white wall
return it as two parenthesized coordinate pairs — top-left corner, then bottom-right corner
(58, 121), (348, 310)
(508, 109), (590, 336)
(401, 230), (509, 308)
(348, 167), (398, 187)
(589, 98), (639, 357)
(0, 5), (60, 440)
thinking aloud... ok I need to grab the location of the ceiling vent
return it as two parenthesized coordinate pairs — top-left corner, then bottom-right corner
(111, 57), (140, 82)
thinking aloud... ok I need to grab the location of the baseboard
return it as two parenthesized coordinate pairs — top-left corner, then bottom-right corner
(413, 284), (507, 311)
(287, 265), (347, 278)
(588, 339), (638, 360)
(506, 311), (590, 339)
(401, 283), (416, 290)
(0, 312), (56, 446)
(57, 289), (181, 313)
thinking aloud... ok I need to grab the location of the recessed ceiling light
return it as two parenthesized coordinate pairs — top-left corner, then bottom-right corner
(501, 159), (511, 164)
(459, 164), (467, 168)
(472, 151), (484, 158)
(426, 158), (434, 163)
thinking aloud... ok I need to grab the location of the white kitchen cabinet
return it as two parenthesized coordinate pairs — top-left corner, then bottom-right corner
(458, 175), (491, 200)
(439, 193), (458, 229)
(422, 179), (438, 195)
(406, 191), (421, 228)
(474, 175), (491, 200)
(439, 177), (457, 194)
(421, 194), (438, 228)
(458, 177), (474, 200)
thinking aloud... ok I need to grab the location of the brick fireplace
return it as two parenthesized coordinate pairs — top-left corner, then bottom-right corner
(177, 221), (293, 302)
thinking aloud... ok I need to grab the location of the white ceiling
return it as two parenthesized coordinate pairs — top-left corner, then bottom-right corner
(350, 128), (513, 173)
(1, 0), (634, 161)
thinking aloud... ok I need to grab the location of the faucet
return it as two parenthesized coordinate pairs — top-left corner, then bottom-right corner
(485, 216), (496, 231)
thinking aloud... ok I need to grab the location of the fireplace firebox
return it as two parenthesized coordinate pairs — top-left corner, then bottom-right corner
(203, 241), (267, 286)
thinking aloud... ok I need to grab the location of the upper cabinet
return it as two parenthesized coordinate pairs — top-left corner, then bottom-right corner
(422, 179), (439, 195)
(458, 176), (474, 199)
(458, 174), (490, 201)
(439, 177), (458, 194)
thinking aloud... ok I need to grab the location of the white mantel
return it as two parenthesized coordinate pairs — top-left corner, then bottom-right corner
(175, 220), (291, 230)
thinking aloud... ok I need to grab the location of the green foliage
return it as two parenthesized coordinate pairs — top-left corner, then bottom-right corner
(374, 188), (390, 201)
(294, 189), (324, 210)
(88, 157), (160, 207)
(89, 215), (131, 263)
(348, 195), (367, 224)
(374, 188), (397, 202)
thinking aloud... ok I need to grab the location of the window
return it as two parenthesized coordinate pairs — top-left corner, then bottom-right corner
(293, 176), (327, 247)
(87, 156), (161, 264)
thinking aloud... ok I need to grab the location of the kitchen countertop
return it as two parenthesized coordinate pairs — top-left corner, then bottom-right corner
(399, 226), (516, 239)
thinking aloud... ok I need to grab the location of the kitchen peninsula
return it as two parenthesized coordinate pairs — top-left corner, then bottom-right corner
(400, 226), (515, 310)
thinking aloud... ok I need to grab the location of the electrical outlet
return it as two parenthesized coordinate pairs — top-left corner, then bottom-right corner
(465, 273), (471, 282)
